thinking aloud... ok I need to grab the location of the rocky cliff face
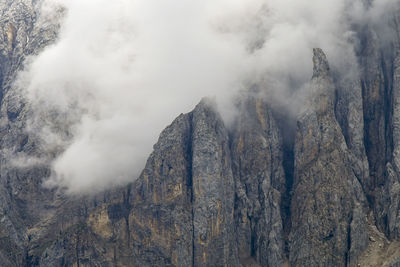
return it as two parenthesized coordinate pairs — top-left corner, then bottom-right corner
(2, 1), (400, 267)
(289, 49), (368, 267)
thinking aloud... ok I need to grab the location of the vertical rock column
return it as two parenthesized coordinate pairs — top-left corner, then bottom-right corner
(128, 113), (194, 266)
(191, 100), (239, 267)
(359, 27), (390, 200)
(375, 8), (400, 241)
(231, 96), (285, 267)
(289, 49), (368, 267)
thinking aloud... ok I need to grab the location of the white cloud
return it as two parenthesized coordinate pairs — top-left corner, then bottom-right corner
(17, 0), (399, 193)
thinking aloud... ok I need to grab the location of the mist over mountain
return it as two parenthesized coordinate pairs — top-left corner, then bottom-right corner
(1, 0), (400, 266)
(14, 0), (396, 194)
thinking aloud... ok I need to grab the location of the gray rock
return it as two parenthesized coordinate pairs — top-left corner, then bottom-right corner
(231, 95), (285, 266)
(390, 256), (400, 267)
(289, 48), (367, 267)
(3, 1), (400, 266)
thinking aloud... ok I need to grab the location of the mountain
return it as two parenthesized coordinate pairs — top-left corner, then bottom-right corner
(1, 0), (400, 266)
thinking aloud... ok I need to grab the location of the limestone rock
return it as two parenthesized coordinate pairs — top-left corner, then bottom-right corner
(2, 1), (400, 266)
(289, 49), (367, 267)
(231, 96), (286, 266)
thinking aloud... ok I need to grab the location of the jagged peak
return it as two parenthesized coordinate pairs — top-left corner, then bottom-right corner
(299, 48), (335, 118)
(193, 97), (219, 115)
(312, 48), (330, 78)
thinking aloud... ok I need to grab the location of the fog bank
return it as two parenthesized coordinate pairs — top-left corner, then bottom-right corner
(16, 0), (399, 193)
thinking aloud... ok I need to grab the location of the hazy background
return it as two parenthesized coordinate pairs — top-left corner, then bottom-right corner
(15, 0), (399, 194)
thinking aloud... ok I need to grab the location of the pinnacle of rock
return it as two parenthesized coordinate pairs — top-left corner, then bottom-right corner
(312, 48), (330, 78)
(1, 1), (400, 267)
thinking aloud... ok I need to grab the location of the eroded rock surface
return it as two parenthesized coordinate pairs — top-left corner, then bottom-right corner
(289, 49), (367, 267)
(2, 1), (400, 267)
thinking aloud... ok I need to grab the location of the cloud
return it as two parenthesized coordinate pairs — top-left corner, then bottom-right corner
(16, 0), (399, 194)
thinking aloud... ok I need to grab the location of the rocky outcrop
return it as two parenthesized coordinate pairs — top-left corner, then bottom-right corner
(3, 1), (400, 267)
(22, 100), (240, 267)
(0, 1), (61, 265)
(231, 96), (286, 266)
(361, 6), (400, 242)
(288, 48), (368, 267)
(130, 100), (239, 266)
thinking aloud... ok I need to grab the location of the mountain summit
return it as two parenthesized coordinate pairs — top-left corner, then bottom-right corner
(1, 1), (400, 266)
